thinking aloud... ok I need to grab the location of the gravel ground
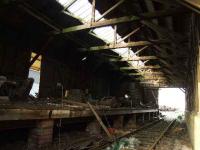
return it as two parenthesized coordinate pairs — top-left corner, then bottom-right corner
(155, 121), (192, 150)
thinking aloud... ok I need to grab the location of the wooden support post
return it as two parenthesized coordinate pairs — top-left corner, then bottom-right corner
(91, 0), (96, 24)
(29, 36), (54, 69)
(149, 112), (151, 121)
(142, 113), (145, 123)
(114, 25), (117, 44)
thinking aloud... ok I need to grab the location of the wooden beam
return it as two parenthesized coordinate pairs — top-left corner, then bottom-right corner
(128, 72), (164, 76)
(141, 20), (184, 44)
(140, 81), (167, 84)
(63, 0), (78, 10)
(110, 56), (158, 62)
(118, 26), (142, 43)
(29, 36), (54, 68)
(120, 65), (161, 70)
(91, 0), (96, 23)
(140, 83), (168, 88)
(136, 77), (166, 81)
(87, 102), (113, 139)
(96, 0), (125, 21)
(137, 75), (165, 78)
(56, 9), (185, 34)
(84, 40), (168, 51)
(151, 0), (178, 6)
(19, 4), (60, 31)
(19, 3), (89, 48)
(176, 0), (200, 14)
(135, 46), (149, 55)
(141, 21), (188, 54)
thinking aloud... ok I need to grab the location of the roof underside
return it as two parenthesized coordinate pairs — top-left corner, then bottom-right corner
(0, 0), (197, 88)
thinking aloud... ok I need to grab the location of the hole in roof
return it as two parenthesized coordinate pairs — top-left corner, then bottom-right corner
(57, 0), (164, 85)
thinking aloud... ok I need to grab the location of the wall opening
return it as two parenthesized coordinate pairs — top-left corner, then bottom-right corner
(158, 88), (185, 119)
(28, 52), (42, 97)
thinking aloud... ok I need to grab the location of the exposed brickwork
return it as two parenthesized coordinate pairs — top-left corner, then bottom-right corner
(28, 119), (54, 149)
(125, 115), (137, 129)
(86, 120), (101, 135)
(113, 115), (124, 129)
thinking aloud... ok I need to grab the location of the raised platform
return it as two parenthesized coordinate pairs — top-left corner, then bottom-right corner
(0, 106), (158, 121)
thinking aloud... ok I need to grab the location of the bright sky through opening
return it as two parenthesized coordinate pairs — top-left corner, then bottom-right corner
(158, 88), (185, 111)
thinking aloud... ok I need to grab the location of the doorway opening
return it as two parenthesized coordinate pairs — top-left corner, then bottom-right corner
(28, 52), (42, 97)
(158, 88), (185, 119)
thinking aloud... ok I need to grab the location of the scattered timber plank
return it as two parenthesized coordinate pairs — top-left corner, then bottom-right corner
(87, 102), (113, 139)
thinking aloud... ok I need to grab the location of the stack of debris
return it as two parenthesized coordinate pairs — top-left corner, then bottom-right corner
(97, 97), (121, 108)
(0, 75), (34, 103)
(65, 89), (86, 102)
(106, 137), (140, 150)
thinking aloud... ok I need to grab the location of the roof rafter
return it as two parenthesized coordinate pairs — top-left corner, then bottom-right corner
(83, 39), (168, 51)
(141, 20), (186, 48)
(176, 0), (200, 14)
(120, 65), (161, 70)
(109, 56), (158, 62)
(118, 26), (142, 43)
(128, 72), (164, 76)
(55, 9), (186, 34)
(135, 77), (166, 80)
(96, 0), (125, 21)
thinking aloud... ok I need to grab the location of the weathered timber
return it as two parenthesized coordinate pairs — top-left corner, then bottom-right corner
(135, 77), (166, 80)
(84, 40), (168, 51)
(87, 102), (113, 139)
(56, 9), (186, 34)
(120, 65), (161, 70)
(110, 56), (158, 62)
(128, 72), (164, 76)
(0, 108), (158, 121)
(96, 0), (125, 21)
(176, 0), (200, 14)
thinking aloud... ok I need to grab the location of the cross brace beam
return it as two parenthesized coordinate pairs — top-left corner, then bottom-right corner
(128, 72), (164, 76)
(120, 65), (161, 70)
(176, 0), (200, 14)
(55, 9), (186, 34)
(136, 77), (166, 80)
(84, 39), (168, 51)
(110, 56), (158, 62)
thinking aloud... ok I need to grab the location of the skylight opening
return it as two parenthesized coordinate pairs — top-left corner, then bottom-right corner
(58, 0), (72, 6)
(57, 0), (148, 73)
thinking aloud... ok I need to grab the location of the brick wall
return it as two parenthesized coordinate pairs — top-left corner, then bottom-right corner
(28, 120), (54, 149)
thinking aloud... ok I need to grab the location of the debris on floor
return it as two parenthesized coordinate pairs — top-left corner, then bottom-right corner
(106, 137), (140, 150)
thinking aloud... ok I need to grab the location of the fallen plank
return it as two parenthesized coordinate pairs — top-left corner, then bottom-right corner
(87, 102), (113, 139)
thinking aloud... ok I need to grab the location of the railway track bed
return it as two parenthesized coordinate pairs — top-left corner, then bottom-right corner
(90, 119), (176, 150)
